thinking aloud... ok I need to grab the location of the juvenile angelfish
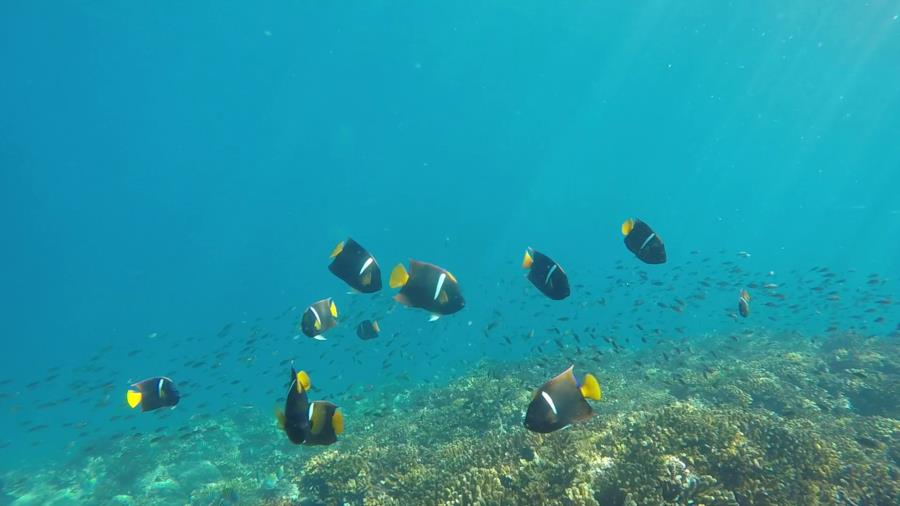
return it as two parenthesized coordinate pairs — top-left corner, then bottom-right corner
(524, 365), (601, 433)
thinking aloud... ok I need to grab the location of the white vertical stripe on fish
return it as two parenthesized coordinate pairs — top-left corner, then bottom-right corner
(545, 264), (558, 286)
(433, 273), (447, 300)
(540, 391), (558, 415)
(640, 233), (656, 251)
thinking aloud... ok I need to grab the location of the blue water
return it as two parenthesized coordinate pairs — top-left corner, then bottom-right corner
(1, 0), (898, 485)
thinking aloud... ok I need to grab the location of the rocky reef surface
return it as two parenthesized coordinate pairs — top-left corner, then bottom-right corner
(2, 331), (897, 505)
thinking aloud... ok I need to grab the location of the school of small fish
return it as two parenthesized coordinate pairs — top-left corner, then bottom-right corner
(1, 218), (896, 453)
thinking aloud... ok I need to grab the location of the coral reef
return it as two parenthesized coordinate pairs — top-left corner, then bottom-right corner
(296, 332), (898, 505)
(1, 332), (897, 505)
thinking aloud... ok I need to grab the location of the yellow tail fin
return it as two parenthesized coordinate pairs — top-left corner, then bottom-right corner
(330, 240), (345, 258)
(389, 264), (409, 289)
(580, 374), (602, 401)
(330, 300), (338, 318)
(522, 249), (533, 269)
(296, 370), (311, 392)
(126, 389), (142, 409)
(332, 408), (344, 435)
(621, 218), (635, 236)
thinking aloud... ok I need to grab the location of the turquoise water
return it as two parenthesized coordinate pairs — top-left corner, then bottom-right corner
(1, 2), (898, 504)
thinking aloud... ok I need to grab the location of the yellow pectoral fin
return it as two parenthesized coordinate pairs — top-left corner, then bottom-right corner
(296, 370), (311, 391)
(314, 320), (322, 330)
(361, 271), (372, 286)
(522, 250), (533, 269)
(438, 290), (449, 305)
(332, 409), (344, 435)
(621, 218), (634, 236)
(126, 389), (142, 409)
(389, 264), (409, 289)
(580, 374), (602, 401)
(330, 241), (345, 258)
(330, 301), (338, 318)
(275, 408), (286, 429)
(372, 321), (380, 333)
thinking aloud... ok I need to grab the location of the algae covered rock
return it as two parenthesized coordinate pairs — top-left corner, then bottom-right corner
(107, 495), (135, 506)
(169, 459), (223, 488)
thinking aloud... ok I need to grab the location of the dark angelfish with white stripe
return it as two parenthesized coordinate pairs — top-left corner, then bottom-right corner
(524, 365), (601, 434)
(300, 298), (339, 340)
(304, 400), (344, 446)
(328, 238), (382, 293)
(389, 260), (465, 320)
(622, 218), (667, 264)
(276, 368), (311, 444)
(356, 319), (380, 340)
(126, 376), (180, 412)
(522, 247), (570, 300)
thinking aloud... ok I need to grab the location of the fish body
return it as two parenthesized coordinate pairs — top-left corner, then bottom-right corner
(622, 218), (667, 264)
(738, 289), (751, 318)
(524, 365), (601, 433)
(389, 260), (465, 316)
(126, 377), (180, 412)
(356, 320), (380, 340)
(522, 248), (570, 300)
(277, 368), (311, 444)
(304, 401), (343, 446)
(300, 298), (339, 340)
(328, 238), (382, 293)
